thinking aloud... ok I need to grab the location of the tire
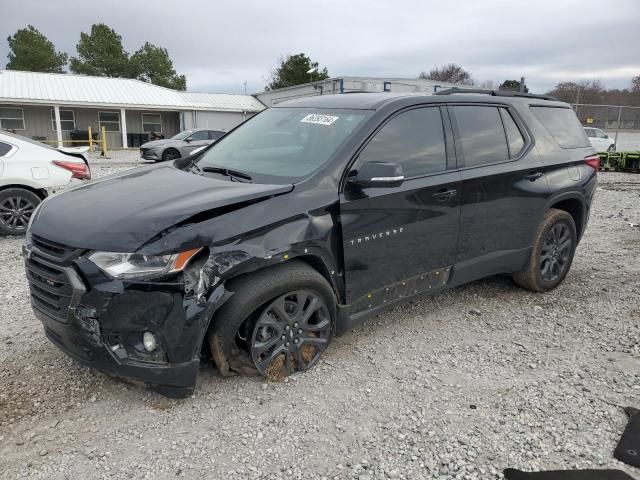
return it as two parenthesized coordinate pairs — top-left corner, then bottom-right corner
(207, 260), (336, 380)
(0, 188), (42, 236)
(161, 148), (181, 162)
(513, 208), (577, 292)
(607, 144), (616, 152)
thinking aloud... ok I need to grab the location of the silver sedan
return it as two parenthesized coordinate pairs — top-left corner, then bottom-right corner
(140, 128), (226, 162)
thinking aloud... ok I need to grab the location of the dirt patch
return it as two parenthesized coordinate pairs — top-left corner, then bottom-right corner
(265, 353), (287, 381)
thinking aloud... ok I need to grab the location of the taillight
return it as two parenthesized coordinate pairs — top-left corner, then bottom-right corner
(584, 155), (600, 172)
(52, 160), (91, 180)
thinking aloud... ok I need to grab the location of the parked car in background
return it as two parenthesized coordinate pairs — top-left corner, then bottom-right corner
(584, 127), (615, 152)
(25, 90), (598, 398)
(0, 130), (90, 236)
(140, 128), (226, 162)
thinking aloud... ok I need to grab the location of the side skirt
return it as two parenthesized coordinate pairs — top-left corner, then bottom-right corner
(335, 266), (451, 336)
(335, 247), (531, 336)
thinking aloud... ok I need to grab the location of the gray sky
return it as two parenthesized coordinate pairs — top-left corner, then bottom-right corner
(1, 0), (639, 95)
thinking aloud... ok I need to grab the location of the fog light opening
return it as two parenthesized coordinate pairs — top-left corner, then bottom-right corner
(142, 331), (157, 352)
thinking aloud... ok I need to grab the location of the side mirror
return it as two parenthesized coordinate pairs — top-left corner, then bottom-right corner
(348, 161), (404, 189)
(185, 137), (193, 143)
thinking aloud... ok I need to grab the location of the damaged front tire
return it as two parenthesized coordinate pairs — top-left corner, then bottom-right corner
(206, 260), (335, 380)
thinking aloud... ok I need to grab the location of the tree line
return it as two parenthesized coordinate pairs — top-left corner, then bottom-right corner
(5, 24), (186, 90)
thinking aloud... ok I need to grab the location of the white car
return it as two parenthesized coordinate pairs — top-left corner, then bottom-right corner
(0, 130), (91, 235)
(584, 127), (616, 152)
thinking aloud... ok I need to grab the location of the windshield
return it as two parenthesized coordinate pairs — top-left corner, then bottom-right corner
(196, 108), (371, 182)
(171, 130), (195, 140)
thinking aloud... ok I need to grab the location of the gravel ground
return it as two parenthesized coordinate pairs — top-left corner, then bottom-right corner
(0, 165), (638, 480)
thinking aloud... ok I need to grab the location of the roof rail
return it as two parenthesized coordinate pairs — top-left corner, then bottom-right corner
(434, 87), (558, 102)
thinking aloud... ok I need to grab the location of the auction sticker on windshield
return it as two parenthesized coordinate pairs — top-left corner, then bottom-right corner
(301, 114), (339, 126)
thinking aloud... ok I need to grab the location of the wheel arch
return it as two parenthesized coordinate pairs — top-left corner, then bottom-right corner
(200, 251), (342, 355)
(0, 183), (47, 200)
(546, 193), (585, 240)
(223, 252), (344, 304)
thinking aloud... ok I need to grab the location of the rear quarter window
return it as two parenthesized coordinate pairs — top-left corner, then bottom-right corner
(530, 106), (590, 149)
(0, 141), (12, 156)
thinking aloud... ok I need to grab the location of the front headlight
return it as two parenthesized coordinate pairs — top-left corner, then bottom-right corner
(88, 248), (202, 279)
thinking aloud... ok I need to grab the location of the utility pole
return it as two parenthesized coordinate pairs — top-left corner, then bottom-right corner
(615, 106), (622, 147)
(244, 81), (247, 95)
(520, 76), (525, 93)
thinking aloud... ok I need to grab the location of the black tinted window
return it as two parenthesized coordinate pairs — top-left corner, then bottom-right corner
(450, 106), (509, 167)
(0, 141), (12, 156)
(531, 107), (590, 148)
(500, 109), (526, 158)
(359, 107), (446, 178)
(209, 130), (225, 140)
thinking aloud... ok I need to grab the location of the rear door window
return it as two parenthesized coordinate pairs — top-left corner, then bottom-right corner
(499, 109), (526, 159)
(358, 107), (446, 178)
(530, 106), (590, 148)
(450, 106), (509, 167)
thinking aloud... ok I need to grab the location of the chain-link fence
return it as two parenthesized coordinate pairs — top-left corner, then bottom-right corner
(571, 103), (640, 151)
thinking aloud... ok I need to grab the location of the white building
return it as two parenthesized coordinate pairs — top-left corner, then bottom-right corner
(0, 70), (265, 148)
(255, 76), (463, 107)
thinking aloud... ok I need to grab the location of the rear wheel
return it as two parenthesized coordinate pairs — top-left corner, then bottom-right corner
(161, 148), (180, 162)
(607, 144), (616, 152)
(513, 208), (577, 292)
(207, 261), (335, 380)
(0, 188), (41, 236)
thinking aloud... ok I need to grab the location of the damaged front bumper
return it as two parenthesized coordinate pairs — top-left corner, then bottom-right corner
(23, 238), (226, 398)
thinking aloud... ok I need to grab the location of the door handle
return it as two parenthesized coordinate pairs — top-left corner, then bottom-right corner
(433, 188), (457, 201)
(525, 172), (543, 181)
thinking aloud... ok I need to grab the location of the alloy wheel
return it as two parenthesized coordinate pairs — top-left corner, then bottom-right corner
(0, 195), (35, 232)
(163, 149), (180, 161)
(539, 222), (572, 282)
(250, 290), (331, 378)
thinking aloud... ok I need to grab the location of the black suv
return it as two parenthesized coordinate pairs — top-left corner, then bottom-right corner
(23, 89), (598, 397)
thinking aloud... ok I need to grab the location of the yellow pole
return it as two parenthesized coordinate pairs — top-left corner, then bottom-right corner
(101, 126), (107, 157)
(88, 125), (93, 150)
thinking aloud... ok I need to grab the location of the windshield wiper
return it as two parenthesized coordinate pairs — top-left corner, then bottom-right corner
(202, 166), (253, 183)
(188, 159), (203, 175)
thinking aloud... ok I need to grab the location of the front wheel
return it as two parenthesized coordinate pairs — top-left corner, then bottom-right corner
(513, 208), (577, 292)
(207, 261), (335, 380)
(607, 144), (616, 152)
(161, 148), (181, 162)
(0, 188), (42, 236)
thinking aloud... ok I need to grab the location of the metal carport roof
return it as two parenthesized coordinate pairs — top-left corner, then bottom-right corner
(0, 70), (265, 112)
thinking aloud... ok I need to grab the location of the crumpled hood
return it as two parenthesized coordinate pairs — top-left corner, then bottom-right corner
(140, 139), (174, 149)
(30, 165), (293, 252)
